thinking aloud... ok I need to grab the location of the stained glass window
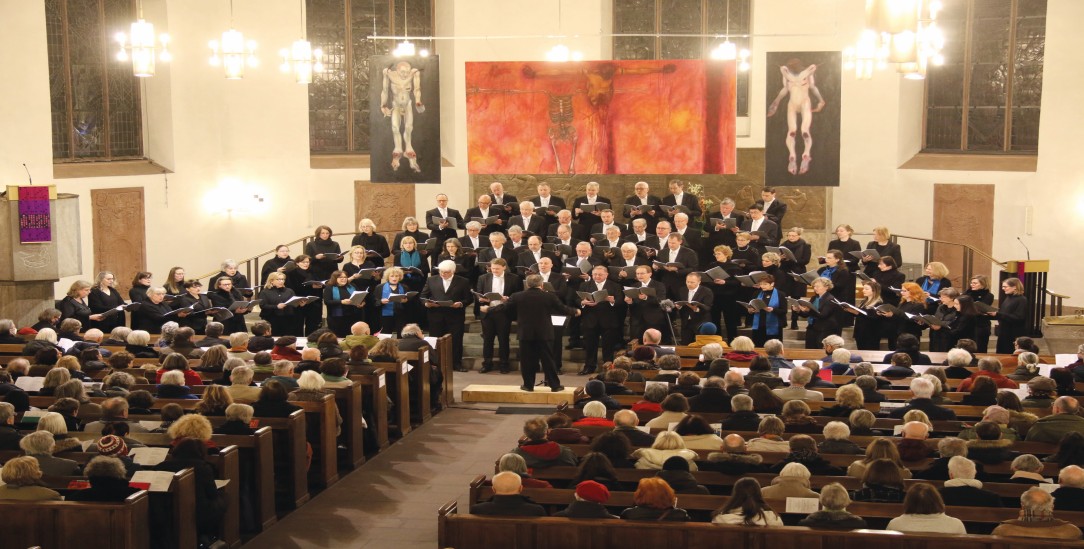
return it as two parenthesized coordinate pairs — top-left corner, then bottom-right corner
(308, 0), (433, 154)
(925, 0), (1045, 153)
(613, 0), (751, 116)
(46, 0), (143, 162)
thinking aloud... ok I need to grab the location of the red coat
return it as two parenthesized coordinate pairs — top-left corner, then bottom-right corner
(631, 401), (662, 413)
(572, 416), (615, 427)
(271, 346), (303, 361)
(156, 368), (204, 386)
(957, 371), (1018, 392)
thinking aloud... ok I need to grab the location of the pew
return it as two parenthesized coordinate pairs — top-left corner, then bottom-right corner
(400, 349), (432, 424)
(381, 357), (413, 437)
(435, 333), (454, 407)
(293, 393), (340, 488)
(350, 369), (391, 451)
(0, 490), (152, 549)
(331, 383), (365, 469)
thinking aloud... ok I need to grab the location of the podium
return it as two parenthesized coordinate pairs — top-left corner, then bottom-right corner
(1000, 260), (1048, 338)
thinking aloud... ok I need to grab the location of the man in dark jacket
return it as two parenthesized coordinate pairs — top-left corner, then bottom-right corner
(1052, 465), (1084, 512)
(939, 456), (1003, 507)
(914, 437), (985, 481)
(511, 417), (578, 468)
(576, 379), (621, 410)
(768, 435), (846, 476)
(888, 377), (957, 420)
(554, 480), (618, 519)
(966, 421), (1016, 465)
(470, 472), (546, 516)
(0, 402), (24, 451)
(719, 394), (762, 432)
(612, 409), (656, 447)
(688, 377), (731, 413)
(656, 456), (709, 494)
(896, 421), (936, 462)
(702, 433), (766, 475)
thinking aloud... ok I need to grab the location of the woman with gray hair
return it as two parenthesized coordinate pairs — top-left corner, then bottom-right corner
(288, 370), (344, 435)
(819, 421), (863, 454)
(0, 457), (61, 501)
(35, 411), (82, 454)
(498, 452), (553, 488)
(761, 462), (818, 499)
(798, 482), (868, 529)
(20, 431), (80, 476)
(1007, 454), (1051, 484)
(67, 456), (139, 502)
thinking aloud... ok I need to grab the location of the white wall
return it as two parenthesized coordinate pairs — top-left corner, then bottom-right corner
(0, 0), (1081, 305)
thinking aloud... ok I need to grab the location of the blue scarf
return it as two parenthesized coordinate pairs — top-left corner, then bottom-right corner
(808, 294), (820, 326)
(752, 288), (782, 335)
(400, 250), (421, 268)
(381, 283), (399, 316)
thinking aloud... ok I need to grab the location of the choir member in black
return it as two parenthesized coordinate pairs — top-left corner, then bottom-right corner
(992, 277), (1028, 354)
(577, 265), (623, 375)
(755, 187), (788, 228)
(391, 217), (429, 254)
(518, 236), (559, 272)
(394, 236), (429, 329)
(944, 294), (979, 351)
(827, 224), (862, 270)
(730, 232), (761, 270)
(860, 226), (903, 277)
(652, 233), (698, 299)
(508, 201), (546, 237)
(322, 270), (364, 338)
(304, 225), (343, 282)
(623, 218), (654, 249)
(488, 181), (518, 218)
(739, 204), (780, 248)
(927, 288), (959, 352)
(505, 274), (580, 392)
(439, 238), (474, 278)
(872, 257), (906, 306)
(624, 181), (662, 231)
(675, 272), (714, 345)
(173, 279), (214, 334)
(207, 276), (250, 336)
(624, 265), (670, 345)
(342, 245), (382, 328)
(878, 282), (929, 345)
(373, 267), (411, 337)
(351, 218), (391, 260)
(966, 274), (995, 353)
(705, 245), (746, 342)
(672, 212), (704, 261)
(164, 266), (186, 296)
(609, 243), (648, 287)
(661, 179), (702, 221)
(916, 262), (952, 314)
(818, 250), (857, 312)
(59, 280), (103, 328)
(596, 226), (624, 263)
(88, 271), (124, 333)
(572, 182), (612, 234)
(476, 259), (521, 374)
(793, 277), (844, 349)
(530, 182), (566, 231)
(478, 231), (516, 270)
(746, 276), (786, 347)
(260, 245), (293, 285)
(760, 252), (792, 303)
(129, 271), (152, 332)
(704, 198), (747, 251)
(258, 273), (297, 337)
(465, 194), (505, 237)
(212, 260), (253, 298)
(506, 226), (527, 251)
(781, 228), (812, 329)
(136, 287), (174, 334)
(846, 280), (885, 350)
(547, 209), (588, 241)
(425, 193), (464, 255)
(285, 255), (324, 336)
(421, 260), (474, 372)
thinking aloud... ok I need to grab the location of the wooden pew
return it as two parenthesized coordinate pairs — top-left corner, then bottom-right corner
(350, 369), (390, 451)
(332, 383), (365, 470)
(380, 358), (413, 437)
(436, 333), (454, 406)
(400, 349), (432, 424)
(0, 491), (152, 549)
(294, 393), (340, 489)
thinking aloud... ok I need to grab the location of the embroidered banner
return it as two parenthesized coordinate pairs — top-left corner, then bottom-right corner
(16, 186), (53, 243)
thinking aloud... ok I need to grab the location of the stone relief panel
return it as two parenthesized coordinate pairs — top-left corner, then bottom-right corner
(932, 183), (995, 289)
(355, 181), (416, 265)
(92, 188), (146, 297)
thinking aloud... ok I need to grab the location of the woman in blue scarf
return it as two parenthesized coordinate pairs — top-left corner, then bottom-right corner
(748, 275), (787, 347)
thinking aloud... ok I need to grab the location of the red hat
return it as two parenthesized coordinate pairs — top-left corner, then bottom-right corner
(575, 480), (610, 504)
(16, 327), (37, 336)
(97, 435), (128, 457)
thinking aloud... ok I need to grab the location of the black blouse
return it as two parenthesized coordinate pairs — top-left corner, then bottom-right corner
(304, 238), (343, 281)
(351, 232), (391, 259)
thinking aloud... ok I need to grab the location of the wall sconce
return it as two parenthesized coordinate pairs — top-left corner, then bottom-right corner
(204, 179), (269, 216)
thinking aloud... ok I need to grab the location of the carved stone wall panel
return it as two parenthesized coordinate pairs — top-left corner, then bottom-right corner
(91, 188), (146, 297)
(932, 183), (994, 288)
(354, 181), (416, 264)
(471, 148), (828, 250)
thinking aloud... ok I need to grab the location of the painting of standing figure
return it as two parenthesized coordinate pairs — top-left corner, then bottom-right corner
(764, 51), (841, 187)
(370, 55), (442, 183)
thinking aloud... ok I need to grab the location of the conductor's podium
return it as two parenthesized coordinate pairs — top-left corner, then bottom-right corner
(461, 384), (579, 405)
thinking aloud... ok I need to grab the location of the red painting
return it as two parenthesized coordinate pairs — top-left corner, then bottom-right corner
(466, 60), (736, 175)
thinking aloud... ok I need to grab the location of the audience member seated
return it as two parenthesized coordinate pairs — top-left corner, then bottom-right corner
(340, 322), (378, 351)
(799, 482), (868, 529)
(889, 377), (957, 420)
(1047, 432), (1084, 469)
(958, 357), (1020, 392)
(772, 366), (822, 402)
(270, 336), (303, 361)
(992, 487), (1084, 540)
(674, 414), (724, 450)
(687, 376), (730, 413)
(573, 401), (615, 427)
(656, 455), (708, 495)
(849, 438), (912, 480)
(512, 417), (578, 468)
(195, 322), (228, 348)
(84, 398), (148, 434)
(197, 385), (233, 417)
(965, 421), (1015, 465)
(772, 434), (845, 475)
(819, 385), (865, 418)
(723, 336), (758, 362)
(0, 457), (61, 501)
(781, 400), (820, 434)
(853, 458), (906, 503)
(670, 372), (702, 398)
(1023, 376), (1058, 409)
(577, 379), (621, 411)
(853, 375), (885, 404)
(287, 371), (342, 435)
(723, 371), (747, 396)
(958, 405), (1019, 441)
(1005, 453), (1051, 484)
(711, 477), (783, 526)
(693, 343), (725, 371)
(960, 376), (999, 407)
(1026, 396), (1084, 443)
(633, 431), (697, 471)
(498, 453), (552, 489)
(602, 369), (634, 396)
(804, 361), (836, 389)
(749, 383), (783, 414)
(881, 352), (917, 378)
(554, 480), (618, 519)
(24, 328), (61, 359)
(848, 409), (878, 436)
(95, 434), (139, 476)
(938, 455), (1003, 508)
(1052, 465), (1084, 512)
(745, 358), (783, 389)
(319, 358), (353, 388)
(621, 477), (689, 522)
(653, 355), (684, 383)
(20, 431), (79, 476)
(761, 462), (818, 499)
(631, 382), (668, 414)
(157, 370), (197, 400)
(37, 368), (69, 397)
(571, 452), (623, 492)
(266, 360), (299, 390)
(34, 412), (80, 454)
(847, 362), (892, 388)
(611, 409), (654, 447)
(545, 413), (589, 445)
(881, 334), (930, 367)
(154, 438), (227, 546)
(942, 347), (974, 379)
(721, 394), (761, 432)
(764, 339), (794, 372)
(124, 330), (159, 358)
(819, 421), (863, 455)
(644, 394), (690, 429)
(224, 365), (260, 403)
(914, 437), (971, 481)
(826, 348), (856, 375)
(67, 456), (140, 502)
(214, 403), (257, 435)
(227, 332), (256, 361)
(250, 380), (301, 418)
(101, 372), (135, 398)
(704, 434), (765, 475)
(247, 321), (275, 353)
(887, 483), (966, 534)
(897, 421), (934, 462)
(747, 416), (790, 453)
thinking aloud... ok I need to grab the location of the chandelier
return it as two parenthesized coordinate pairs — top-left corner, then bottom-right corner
(279, 0), (324, 84)
(844, 0), (945, 80)
(709, 0), (751, 71)
(209, 0), (258, 79)
(393, 1), (430, 58)
(114, 0), (171, 77)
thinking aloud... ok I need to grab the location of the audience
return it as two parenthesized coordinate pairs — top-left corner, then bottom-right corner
(644, 394), (690, 429)
(511, 417), (578, 468)
(889, 377), (957, 420)
(673, 414), (724, 450)
(67, 457), (140, 502)
(746, 416), (790, 453)
(886, 483), (966, 534)
(498, 453), (552, 489)
(992, 487), (1083, 540)
(0, 456), (61, 501)
(621, 477), (689, 521)
(1052, 465), (1084, 512)
(655, 456), (709, 495)
(798, 482), (868, 529)
(939, 456), (1004, 507)
(1026, 396), (1084, 443)
(553, 480), (618, 519)
(761, 462), (818, 499)
(611, 409), (655, 447)
(703, 434), (765, 475)
(632, 431), (697, 471)
(711, 477), (782, 526)
(819, 421), (862, 455)
(470, 471), (545, 517)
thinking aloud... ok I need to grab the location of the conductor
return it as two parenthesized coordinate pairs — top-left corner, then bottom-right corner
(506, 274), (580, 392)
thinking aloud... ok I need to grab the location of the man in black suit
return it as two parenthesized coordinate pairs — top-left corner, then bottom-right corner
(476, 259), (522, 374)
(740, 203), (781, 248)
(469, 472), (546, 516)
(577, 265), (623, 376)
(661, 179), (702, 221)
(425, 193), (463, 250)
(705, 197), (748, 250)
(507, 201), (547, 238)
(465, 194), (505, 237)
(529, 182), (566, 230)
(535, 257), (572, 373)
(754, 187), (788, 228)
(624, 265), (671, 344)
(488, 181), (518, 218)
(420, 260), (474, 372)
(675, 272), (714, 345)
(672, 212), (704, 259)
(571, 182), (612, 234)
(623, 218), (654, 246)
(588, 209), (626, 242)
(653, 233), (699, 299)
(546, 209), (589, 241)
(613, 409), (657, 446)
(477, 231), (517, 272)
(623, 181), (662, 231)
(506, 274), (579, 391)
(517, 236), (558, 271)
(550, 225), (581, 260)
(607, 243), (649, 287)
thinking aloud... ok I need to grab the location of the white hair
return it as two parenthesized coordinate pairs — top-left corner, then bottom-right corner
(161, 370), (186, 386)
(438, 260), (457, 273)
(831, 348), (852, 364)
(583, 401), (607, 418)
(297, 370), (326, 391)
(946, 348), (972, 367)
(36, 328), (58, 344)
(909, 377), (934, 398)
(948, 456), (977, 480)
(822, 421), (851, 441)
(790, 366), (812, 385)
(779, 462), (811, 479)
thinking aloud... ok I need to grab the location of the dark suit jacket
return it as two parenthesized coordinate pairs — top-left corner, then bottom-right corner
(589, 222), (628, 239)
(488, 193), (519, 217)
(517, 249), (559, 270)
(506, 288), (576, 341)
(420, 275), (474, 315)
(508, 215), (547, 237)
(675, 286), (714, 326)
(623, 195), (663, 225)
(654, 246), (699, 295)
(476, 272), (522, 303)
(477, 245), (518, 270)
(705, 212), (749, 249)
(547, 222), (590, 241)
(571, 196), (613, 229)
(470, 494), (545, 517)
(576, 280), (623, 328)
(425, 208), (464, 242)
(662, 193), (702, 219)
(740, 218), (781, 247)
(674, 228), (704, 255)
(465, 207), (505, 236)
(625, 280), (669, 327)
(755, 199), (788, 227)
(530, 195), (566, 211)
(458, 235), (490, 253)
